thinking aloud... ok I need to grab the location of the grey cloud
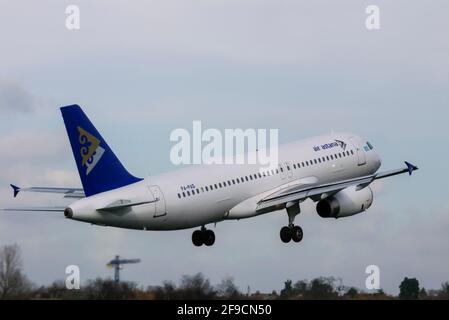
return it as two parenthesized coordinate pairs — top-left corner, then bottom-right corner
(0, 80), (35, 113)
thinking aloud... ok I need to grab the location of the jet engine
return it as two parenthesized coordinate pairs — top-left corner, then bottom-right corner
(316, 185), (373, 219)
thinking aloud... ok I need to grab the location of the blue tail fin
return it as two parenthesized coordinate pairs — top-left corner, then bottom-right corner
(60, 105), (142, 197)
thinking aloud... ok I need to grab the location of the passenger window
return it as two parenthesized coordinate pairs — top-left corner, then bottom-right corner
(258, 173), (262, 178)
(245, 176), (249, 181)
(351, 150), (354, 155)
(276, 169), (279, 174)
(192, 190), (196, 195)
(201, 187), (204, 192)
(367, 141), (374, 150)
(250, 175), (253, 180)
(253, 174), (257, 179)
(187, 191), (191, 196)
(205, 186), (209, 192)
(293, 164), (297, 169)
(314, 159), (318, 164)
(214, 184), (218, 189)
(280, 167), (284, 172)
(196, 188), (200, 194)
(182, 192), (186, 197)
(177, 193), (181, 198)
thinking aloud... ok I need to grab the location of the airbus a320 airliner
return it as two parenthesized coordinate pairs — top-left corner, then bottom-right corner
(6, 105), (418, 246)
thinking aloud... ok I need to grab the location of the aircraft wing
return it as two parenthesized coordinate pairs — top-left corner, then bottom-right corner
(10, 184), (85, 199)
(6, 185), (154, 213)
(256, 161), (418, 213)
(2, 206), (66, 212)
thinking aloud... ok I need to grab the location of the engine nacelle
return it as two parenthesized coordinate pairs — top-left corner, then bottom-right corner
(316, 186), (373, 219)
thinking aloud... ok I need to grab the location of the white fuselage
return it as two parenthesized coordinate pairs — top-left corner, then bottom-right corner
(68, 132), (381, 230)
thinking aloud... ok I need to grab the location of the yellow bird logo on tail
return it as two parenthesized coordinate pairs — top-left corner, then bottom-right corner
(77, 126), (105, 175)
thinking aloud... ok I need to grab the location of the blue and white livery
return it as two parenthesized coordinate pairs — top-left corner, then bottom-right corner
(5, 105), (418, 246)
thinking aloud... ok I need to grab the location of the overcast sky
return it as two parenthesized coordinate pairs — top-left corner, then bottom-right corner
(0, 0), (448, 295)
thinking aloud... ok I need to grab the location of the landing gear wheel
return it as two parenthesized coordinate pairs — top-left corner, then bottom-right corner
(192, 228), (215, 247)
(192, 230), (203, 247)
(280, 226), (292, 243)
(291, 226), (303, 243)
(203, 230), (215, 246)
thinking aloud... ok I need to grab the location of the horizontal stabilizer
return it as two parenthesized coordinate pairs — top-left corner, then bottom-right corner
(11, 184), (20, 198)
(9, 185), (85, 198)
(2, 206), (66, 212)
(97, 199), (157, 212)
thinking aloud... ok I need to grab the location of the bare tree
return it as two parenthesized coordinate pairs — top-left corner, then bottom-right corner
(216, 276), (241, 299)
(0, 244), (31, 299)
(179, 273), (216, 299)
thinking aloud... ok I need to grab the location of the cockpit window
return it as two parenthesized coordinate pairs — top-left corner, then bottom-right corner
(367, 141), (374, 150)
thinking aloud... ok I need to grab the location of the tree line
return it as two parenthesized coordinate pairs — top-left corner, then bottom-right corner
(1, 244), (448, 300)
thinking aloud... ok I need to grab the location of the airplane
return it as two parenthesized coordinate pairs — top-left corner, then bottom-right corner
(5, 104), (418, 246)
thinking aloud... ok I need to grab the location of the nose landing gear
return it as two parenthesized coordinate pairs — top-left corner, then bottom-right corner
(192, 226), (215, 247)
(280, 201), (304, 244)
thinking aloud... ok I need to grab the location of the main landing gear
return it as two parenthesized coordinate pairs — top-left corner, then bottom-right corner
(280, 201), (303, 243)
(192, 226), (215, 247)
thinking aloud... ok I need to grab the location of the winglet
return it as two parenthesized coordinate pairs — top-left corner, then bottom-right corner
(10, 184), (20, 198)
(405, 161), (418, 176)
